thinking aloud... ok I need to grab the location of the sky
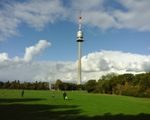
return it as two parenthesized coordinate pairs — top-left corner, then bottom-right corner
(0, 0), (150, 83)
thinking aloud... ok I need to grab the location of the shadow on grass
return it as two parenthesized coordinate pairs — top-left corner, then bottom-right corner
(0, 98), (150, 120)
(0, 104), (80, 120)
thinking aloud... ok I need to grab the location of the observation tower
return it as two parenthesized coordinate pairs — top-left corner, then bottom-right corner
(76, 16), (84, 85)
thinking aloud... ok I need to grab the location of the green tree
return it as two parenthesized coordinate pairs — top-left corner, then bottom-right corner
(85, 80), (97, 93)
(55, 79), (63, 90)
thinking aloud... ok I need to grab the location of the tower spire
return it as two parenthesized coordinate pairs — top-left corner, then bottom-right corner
(79, 16), (82, 30)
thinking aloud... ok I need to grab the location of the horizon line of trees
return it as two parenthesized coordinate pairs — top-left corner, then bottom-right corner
(0, 80), (49, 90)
(0, 72), (150, 98)
(85, 72), (150, 98)
(0, 80), (83, 90)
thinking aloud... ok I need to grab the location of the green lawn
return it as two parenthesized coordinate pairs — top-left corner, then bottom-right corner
(0, 89), (150, 120)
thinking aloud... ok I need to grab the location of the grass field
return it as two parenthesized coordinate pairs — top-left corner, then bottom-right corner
(0, 89), (150, 120)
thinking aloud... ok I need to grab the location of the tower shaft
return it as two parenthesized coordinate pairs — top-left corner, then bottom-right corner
(77, 42), (82, 85)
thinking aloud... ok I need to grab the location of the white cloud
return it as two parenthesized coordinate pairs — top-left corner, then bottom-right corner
(0, 9), (20, 41)
(68, 0), (118, 29)
(0, 53), (9, 62)
(70, 0), (103, 11)
(82, 50), (150, 73)
(112, 0), (150, 31)
(24, 40), (51, 62)
(1, 0), (150, 41)
(13, 0), (67, 30)
(82, 11), (118, 30)
(0, 39), (51, 63)
(69, 0), (150, 31)
(0, 0), (67, 41)
(0, 61), (76, 83)
(0, 49), (150, 83)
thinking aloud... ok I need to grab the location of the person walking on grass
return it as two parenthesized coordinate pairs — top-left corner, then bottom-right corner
(63, 91), (68, 100)
(21, 90), (24, 97)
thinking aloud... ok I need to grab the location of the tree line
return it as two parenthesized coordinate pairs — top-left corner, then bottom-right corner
(0, 80), (83, 90)
(0, 72), (150, 98)
(53, 79), (84, 90)
(0, 80), (49, 90)
(85, 73), (150, 98)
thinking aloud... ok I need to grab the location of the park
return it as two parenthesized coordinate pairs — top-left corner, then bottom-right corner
(0, 89), (150, 120)
(1, 1), (150, 120)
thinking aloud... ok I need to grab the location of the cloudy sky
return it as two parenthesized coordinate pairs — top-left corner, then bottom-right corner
(0, 0), (150, 83)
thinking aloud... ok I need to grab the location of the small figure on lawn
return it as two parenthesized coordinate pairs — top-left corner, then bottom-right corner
(63, 91), (68, 100)
(21, 90), (24, 97)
